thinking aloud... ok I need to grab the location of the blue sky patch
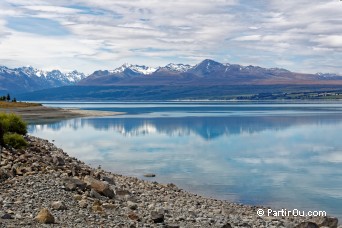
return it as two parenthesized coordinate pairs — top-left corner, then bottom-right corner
(6, 17), (70, 36)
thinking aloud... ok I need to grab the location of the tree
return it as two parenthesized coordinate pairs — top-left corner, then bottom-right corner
(6, 94), (10, 102)
(0, 113), (27, 155)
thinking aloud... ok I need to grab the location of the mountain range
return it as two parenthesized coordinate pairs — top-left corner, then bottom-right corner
(79, 59), (342, 87)
(1, 59), (342, 100)
(0, 66), (86, 93)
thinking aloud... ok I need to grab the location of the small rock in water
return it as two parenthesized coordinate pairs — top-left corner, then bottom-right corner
(35, 208), (55, 224)
(144, 173), (156, 177)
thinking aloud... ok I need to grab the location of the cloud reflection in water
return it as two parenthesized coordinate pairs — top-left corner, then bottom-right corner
(29, 113), (342, 219)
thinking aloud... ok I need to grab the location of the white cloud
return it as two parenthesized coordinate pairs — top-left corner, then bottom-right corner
(0, 0), (341, 74)
(314, 151), (342, 163)
(233, 35), (262, 41)
(314, 35), (342, 49)
(23, 5), (82, 14)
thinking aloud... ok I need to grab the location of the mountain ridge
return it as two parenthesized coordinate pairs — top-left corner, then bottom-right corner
(0, 66), (86, 93)
(78, 59), (342, 86)
(1, 59), (342, 94)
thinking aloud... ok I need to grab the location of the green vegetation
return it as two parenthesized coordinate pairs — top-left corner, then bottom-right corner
(0, 113), (28, 153)
(3, 133), (27, 149)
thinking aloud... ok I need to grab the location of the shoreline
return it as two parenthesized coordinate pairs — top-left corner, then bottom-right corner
(0, 105), (124, 123)
(0, 135), (339, 227)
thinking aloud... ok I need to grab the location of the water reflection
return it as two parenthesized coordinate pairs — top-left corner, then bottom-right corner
(30, 114), (342, 140)
(28, 110), (342, 219)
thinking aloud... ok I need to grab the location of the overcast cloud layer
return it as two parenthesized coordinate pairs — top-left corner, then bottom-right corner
(0, 0), (341, 74)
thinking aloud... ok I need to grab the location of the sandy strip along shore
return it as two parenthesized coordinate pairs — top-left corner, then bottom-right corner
(0, 105), (124, 123)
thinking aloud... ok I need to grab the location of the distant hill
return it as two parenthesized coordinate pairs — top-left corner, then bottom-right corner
(17, 84), (342, 101)
(0, 66), (86, 93)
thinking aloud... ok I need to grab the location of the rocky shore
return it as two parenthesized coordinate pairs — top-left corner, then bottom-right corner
(0, 135), (340, 227)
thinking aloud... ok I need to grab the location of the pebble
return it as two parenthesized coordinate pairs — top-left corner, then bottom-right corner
(151, 211), (164, 223)
(1, 213), (14, 219)
(127, 201), (138, 210)
(51, 201), (67, 210)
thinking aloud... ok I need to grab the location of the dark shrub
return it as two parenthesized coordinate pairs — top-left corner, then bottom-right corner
(4, 133), (27, 149)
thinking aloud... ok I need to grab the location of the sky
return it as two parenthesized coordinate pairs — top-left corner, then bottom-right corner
(0, 0), (341, 74)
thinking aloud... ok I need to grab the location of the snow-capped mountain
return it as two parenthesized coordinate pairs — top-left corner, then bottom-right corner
(0, 66), (86, 93)
(110, 63), (157, 75)
(163, 63), (193, 72)
(65, 70), (86, 82)
(1, 66), (86, 82)
(2, 60), (342, 95)
(106, 62), (192, 76)
(316, 72), (341, 80)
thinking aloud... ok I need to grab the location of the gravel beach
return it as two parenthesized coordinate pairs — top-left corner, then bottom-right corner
(0, 135), (339, 228)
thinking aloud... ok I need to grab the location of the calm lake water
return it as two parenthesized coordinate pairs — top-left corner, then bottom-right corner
(28, 102), (342, 219)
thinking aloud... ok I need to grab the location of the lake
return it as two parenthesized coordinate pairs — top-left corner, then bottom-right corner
(28, 102), (342, 219)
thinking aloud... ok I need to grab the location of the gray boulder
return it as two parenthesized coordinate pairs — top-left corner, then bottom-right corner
(84, 175), (115, 199)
